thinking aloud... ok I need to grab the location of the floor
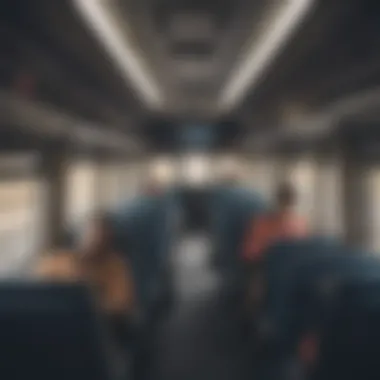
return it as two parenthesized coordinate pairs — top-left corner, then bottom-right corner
(150, 234), (254, 380)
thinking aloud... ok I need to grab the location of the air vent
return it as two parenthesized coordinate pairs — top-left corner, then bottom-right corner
(180, 81), (216, 95)
(172, 60), (216, 80)
(170, 41), (215, 57)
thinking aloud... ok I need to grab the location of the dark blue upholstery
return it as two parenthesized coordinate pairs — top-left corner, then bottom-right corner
(0, 282), (115, 380)
(261, 237), (339, 337)
(314, 280), (380, 380)
(210, 185), (267, 274)
(281, 253), (380, 354)
(62, 189), (177, 320)
(112, 191), (177, 315)
(257, 245), (380, 380)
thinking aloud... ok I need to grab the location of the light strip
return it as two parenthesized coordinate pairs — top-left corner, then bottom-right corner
(73, 0), (162, 108)
(219, 0), (314, 111)
(1, 91), (140, 152)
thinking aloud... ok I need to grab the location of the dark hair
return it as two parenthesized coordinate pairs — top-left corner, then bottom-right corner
(276, 182), (296, 206)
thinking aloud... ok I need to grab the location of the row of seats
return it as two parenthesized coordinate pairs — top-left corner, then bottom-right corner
(65, 188), (179, 319)
(0, 184), (263, 380)
(204, 184), (380, 380)
(0, 185), (189, 380)
(0, 281), (120, 380)
(251, 237), (380, 380)
(209, 185), (267, 273)
(111, 189), (178, 317)
(58, 189), (180, 378)
(9, 183), (379, 380)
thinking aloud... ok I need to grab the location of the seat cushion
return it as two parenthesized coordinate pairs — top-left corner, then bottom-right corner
(314, 280), (380, 380)
(0, 281), (115, 380)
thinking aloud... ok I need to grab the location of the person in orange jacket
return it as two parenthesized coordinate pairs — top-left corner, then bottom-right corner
(242, 182), (309, 315)
(242, 181), (309, 263)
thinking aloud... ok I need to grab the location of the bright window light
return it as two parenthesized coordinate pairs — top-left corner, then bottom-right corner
(73, 0), (162, 108)
(150, 157), (175, 185)
(219, 0), (314, 111)
(181, 154), (210, 186)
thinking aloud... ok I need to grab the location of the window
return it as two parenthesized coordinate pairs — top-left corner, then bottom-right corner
(247, 158), (277, 199)
(102, 164), (131, 208)
(180, 154), (211, 186)
(150, 156), (175, 186)
(65, 161), (97, 224)
(288, 158), (317, 219)
(366, 168), (380, 251)
(0, 154), (42, 275)
(122, 161), (143, 198)
(310, 160), (344, 237)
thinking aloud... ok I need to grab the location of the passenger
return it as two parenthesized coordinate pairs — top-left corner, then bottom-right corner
(36, 213), (135, 351)
(242, 181), (309, 263)
(78, 213), (135, 317)
(242, 182), (309, 318)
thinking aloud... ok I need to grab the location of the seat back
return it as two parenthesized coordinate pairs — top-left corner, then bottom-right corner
(314, 280), (380, 380)
(260, 237), (339, 343)
(113, 192), (176, 313)
(284, 253), (380, 352)
(210, 185), (267, 273)
(177, 186), (213, 231)
(0, 282), (114, 380)
(263, 238), (338, 313)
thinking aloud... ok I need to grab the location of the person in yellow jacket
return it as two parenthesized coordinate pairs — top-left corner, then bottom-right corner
(36, 213), (135, 350)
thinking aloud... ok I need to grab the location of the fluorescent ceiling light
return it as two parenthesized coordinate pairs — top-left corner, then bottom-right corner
(73, 0), (162, 108)
(219, 0), (314, 111)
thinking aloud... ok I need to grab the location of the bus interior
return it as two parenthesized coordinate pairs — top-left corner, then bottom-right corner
(2, 0), (380, 379)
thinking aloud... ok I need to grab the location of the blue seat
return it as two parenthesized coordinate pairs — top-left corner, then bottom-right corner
(63, 190), (177, 320)
(314, 279), (380, 380)
(256, 248), (380, 380)
(210, 185), (267, 275)
(282, 253), (380, 353)
(261, 237), (339, 337)
(113, 191), (176, 316)
(0, 282), (116, 380)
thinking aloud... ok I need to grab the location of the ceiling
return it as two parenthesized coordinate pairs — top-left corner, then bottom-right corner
(2, 0), (380, 153)
(115, 0), (272, 117)
(239, 0), (380, 137)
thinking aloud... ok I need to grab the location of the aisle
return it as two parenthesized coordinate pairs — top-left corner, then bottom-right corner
(150, 234), (253, 380)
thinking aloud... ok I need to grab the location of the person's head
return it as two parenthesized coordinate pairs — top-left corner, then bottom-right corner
(275, 181), (297, 211)
(80, 212), (114, 258)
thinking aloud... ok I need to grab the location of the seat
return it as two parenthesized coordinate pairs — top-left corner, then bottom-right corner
(177, 186), (213, 231)
(285, 252), (380, 350)
(210, 185), (267, 276)
(261, 252), (380, 380)
(113, 191), (176, 317)
(0, 281), (117, 380)
(256, 247), (380, 380)
(313, 279), (380, 380)
(260, 237), (339, 340)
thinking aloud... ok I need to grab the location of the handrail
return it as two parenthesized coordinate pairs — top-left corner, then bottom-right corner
(0, 91), (142, 153)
